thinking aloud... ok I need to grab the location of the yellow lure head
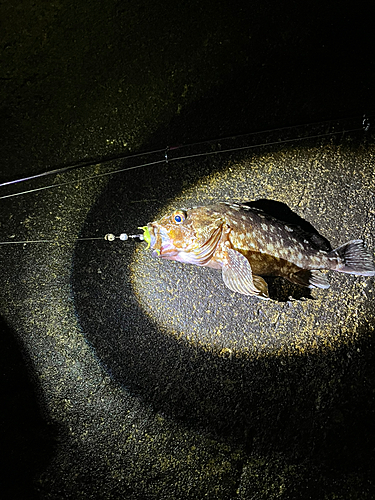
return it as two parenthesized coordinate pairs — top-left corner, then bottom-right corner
(138, 226), (151, 249)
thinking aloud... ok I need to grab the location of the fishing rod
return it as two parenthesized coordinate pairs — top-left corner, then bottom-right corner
(0, 114), (371, 246)
(1, 114), (371, 200)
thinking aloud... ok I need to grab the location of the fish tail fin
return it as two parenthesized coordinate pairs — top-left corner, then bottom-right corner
(330, 239), (375, 276)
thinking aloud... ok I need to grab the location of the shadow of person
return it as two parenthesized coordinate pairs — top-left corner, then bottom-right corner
(0, 316), (57, 499)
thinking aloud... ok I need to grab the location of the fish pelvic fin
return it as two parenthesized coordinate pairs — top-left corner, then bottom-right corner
(330, 239), (375, 276)
(252, 275), (270, 298)
(222, 248), (269, 298)
(289, 269), (330, 289)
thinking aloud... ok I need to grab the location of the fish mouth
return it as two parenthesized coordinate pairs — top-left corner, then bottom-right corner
(147, 223), (178, 259)
(147, 223), (157, 250)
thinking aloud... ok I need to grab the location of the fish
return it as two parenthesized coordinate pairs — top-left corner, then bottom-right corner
(140, 202), (375, 299)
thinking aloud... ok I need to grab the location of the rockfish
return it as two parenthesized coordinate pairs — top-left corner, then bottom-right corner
(140, 202), (375, 299)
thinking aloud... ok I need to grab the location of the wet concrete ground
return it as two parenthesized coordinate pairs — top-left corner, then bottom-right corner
(1, 1), (375, 499)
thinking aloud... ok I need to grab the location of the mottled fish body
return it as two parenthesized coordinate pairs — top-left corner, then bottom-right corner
(145, 202), (375, 299)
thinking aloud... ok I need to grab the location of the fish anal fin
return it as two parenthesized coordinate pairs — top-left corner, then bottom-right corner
(289, 269), (330, 289)
(222, 248), (269, 298)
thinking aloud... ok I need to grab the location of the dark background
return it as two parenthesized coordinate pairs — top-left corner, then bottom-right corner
(1, 1), (374, 182)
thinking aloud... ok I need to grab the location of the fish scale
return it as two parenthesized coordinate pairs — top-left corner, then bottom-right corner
(212, 203), (329, 268)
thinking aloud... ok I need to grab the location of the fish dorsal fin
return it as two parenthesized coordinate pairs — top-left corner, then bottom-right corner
(191, 225), (223, 265)
(222, 248), (269, 298)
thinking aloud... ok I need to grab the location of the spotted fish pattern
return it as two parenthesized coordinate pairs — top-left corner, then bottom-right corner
(145, 202), (375, 299)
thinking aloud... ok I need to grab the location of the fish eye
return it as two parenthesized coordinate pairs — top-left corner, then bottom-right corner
(173, 210), (186, 224)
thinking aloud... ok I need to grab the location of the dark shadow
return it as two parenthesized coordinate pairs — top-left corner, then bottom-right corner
(264, 276), (312, 302)
(0, 316), (57, 499)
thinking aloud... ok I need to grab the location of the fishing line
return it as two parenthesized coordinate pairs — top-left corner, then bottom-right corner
(0, 234), (145, 245)
(0, 237), (102, 245)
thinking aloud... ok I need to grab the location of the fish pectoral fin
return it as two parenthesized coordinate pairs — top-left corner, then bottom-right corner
(288, 269), (330, 289)
(222, 248), (269, 298)
(191, 225), (223, 265)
